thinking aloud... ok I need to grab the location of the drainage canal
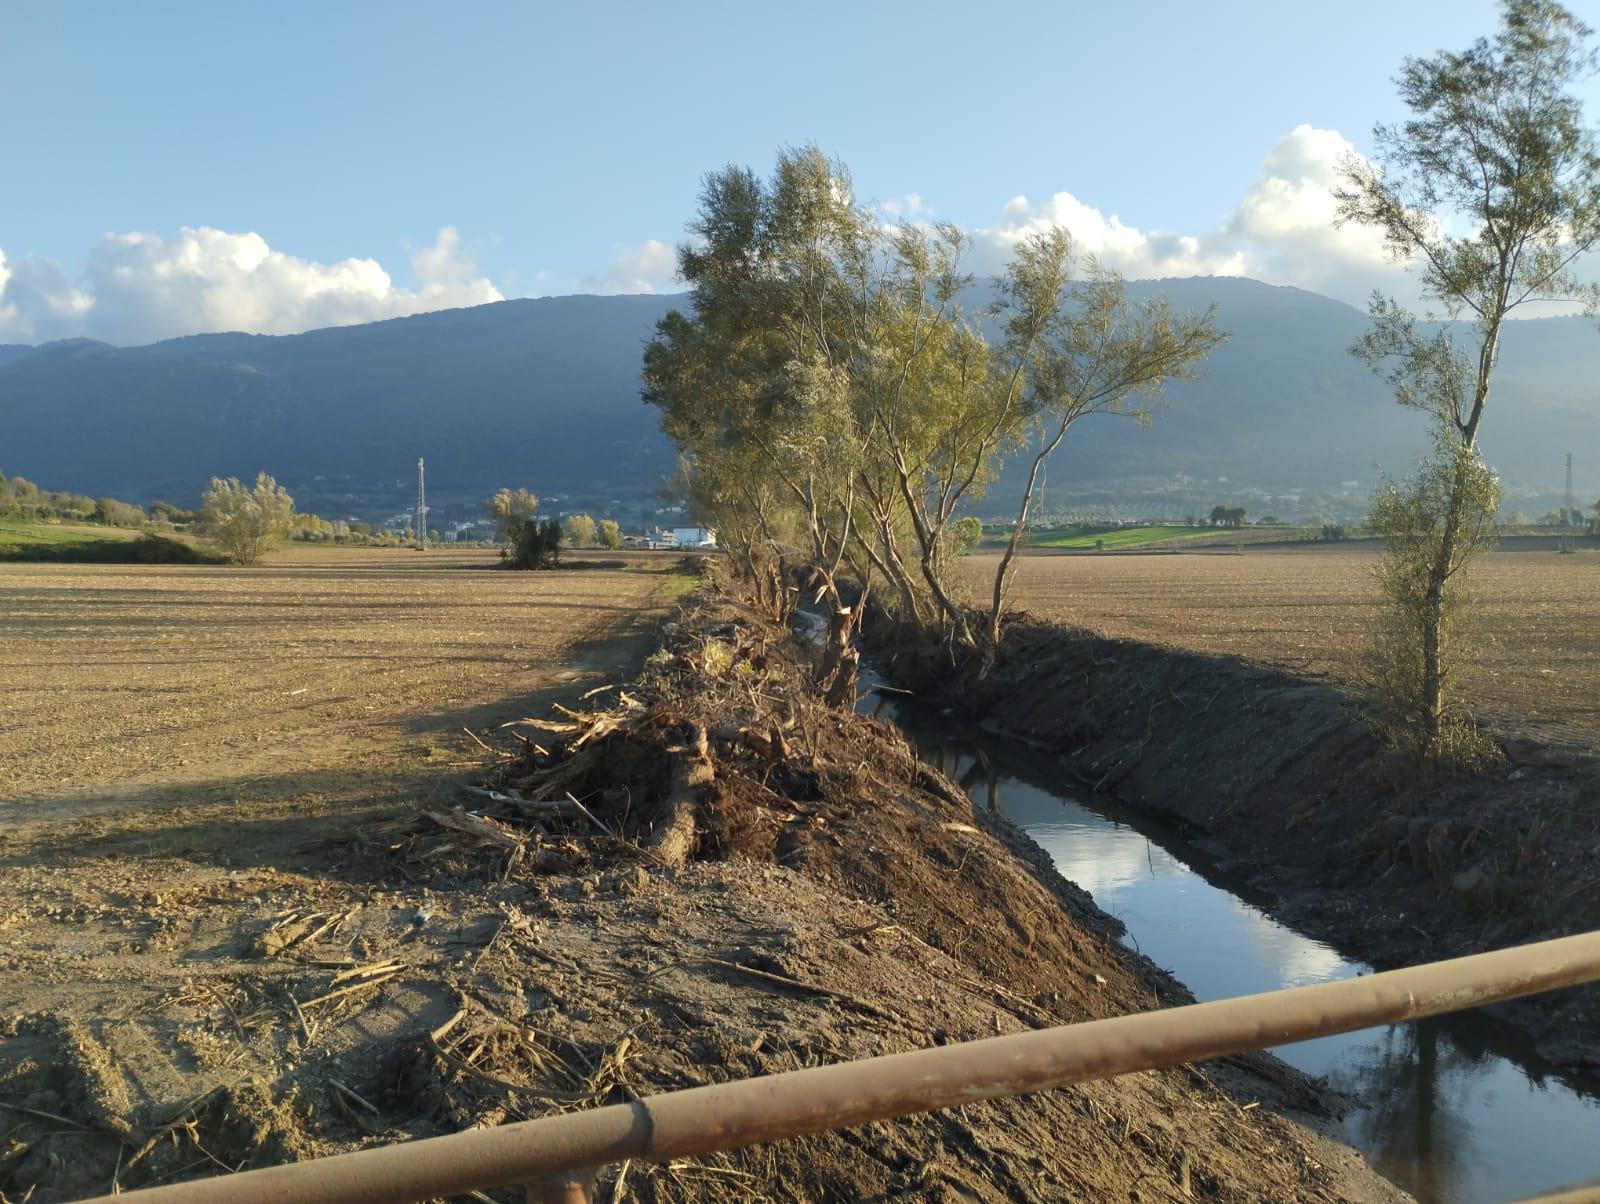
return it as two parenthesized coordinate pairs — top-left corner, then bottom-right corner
(866, 690), (1600, 1204)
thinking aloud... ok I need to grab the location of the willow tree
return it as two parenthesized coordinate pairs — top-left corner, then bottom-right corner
(647, 147), (1224, 695)
(986, 230), (1225, 648)
(199, 473), (294, 566)
(855, 223), (1021, 644)
(644, 149), (874, 700)
(1337, 0), (1600, 751)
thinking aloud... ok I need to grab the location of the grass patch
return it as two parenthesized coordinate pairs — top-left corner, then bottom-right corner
(0, 532), (226, 564)
(1032, 524), (1219, 549)
(654, 570), (705, 603)
(1026, 524), (1326, 550)
(0, 522), (130, 549)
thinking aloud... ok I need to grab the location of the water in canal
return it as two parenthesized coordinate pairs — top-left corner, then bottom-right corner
(870, 694), (1600, 1204)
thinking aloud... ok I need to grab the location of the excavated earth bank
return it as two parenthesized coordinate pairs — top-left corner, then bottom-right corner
(0, 592), (1405, 1202)
(875, 615), (1600, 1076)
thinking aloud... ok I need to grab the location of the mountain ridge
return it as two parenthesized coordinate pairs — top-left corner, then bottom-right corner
(1, 277), (1594, 515)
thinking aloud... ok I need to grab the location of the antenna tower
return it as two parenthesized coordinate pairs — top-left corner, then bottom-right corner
(416, 457), (427, 548)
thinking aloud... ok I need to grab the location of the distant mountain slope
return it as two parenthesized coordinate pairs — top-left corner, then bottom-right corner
(0, 279), (1594, 509)
(1052, 278), (1600, 497)
(0, 295), (683, 505)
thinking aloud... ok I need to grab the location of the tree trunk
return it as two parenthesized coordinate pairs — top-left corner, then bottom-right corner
(989, 426), (1069, 650)
(1421, 576), (1445, 744)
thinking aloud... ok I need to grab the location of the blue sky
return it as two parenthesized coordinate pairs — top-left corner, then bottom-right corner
(1, 0), (1585, 343)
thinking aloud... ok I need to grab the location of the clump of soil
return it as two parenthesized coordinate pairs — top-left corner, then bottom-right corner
(880, 613), (1600, 1076)
(0, 593), (1403, 1202)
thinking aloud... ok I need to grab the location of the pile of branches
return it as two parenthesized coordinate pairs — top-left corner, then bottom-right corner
(372, 609), (890, 883)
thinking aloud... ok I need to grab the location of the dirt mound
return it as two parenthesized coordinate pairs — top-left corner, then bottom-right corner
(0, 595), (1404, 1202)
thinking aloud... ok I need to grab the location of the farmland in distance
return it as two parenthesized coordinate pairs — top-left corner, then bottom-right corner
(964, 544), (1600, 748)
(0, 545), (675, 805)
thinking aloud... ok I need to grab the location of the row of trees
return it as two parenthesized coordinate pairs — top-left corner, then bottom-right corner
(0, 470), (175, 528)
(643, 150), (1225, 695)
(562, 513), (624, 549)
(644, 0), (1600, 763)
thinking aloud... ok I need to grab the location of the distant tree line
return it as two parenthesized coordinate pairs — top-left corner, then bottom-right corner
(1208, 505), (1248, 528)
(0, 469), (185, 529)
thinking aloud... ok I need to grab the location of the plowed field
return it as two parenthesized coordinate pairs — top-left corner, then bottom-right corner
(966, 544), (1600, 746)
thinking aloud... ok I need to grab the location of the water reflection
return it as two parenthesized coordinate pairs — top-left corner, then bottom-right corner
(1335, 1022), (1480, 1203)
(868, 690), (1600, 1204)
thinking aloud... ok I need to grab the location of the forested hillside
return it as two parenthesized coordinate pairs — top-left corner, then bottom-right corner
(1, 279), (1593, 511)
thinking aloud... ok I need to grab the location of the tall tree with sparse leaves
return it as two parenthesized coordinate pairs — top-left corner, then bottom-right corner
(1338, 0), (1600, 751)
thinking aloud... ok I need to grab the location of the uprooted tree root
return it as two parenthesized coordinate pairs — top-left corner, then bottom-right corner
(386, 612), (909, 883)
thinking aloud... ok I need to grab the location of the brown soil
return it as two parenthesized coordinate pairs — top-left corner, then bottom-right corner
(961, 543), (1600, 751)
(0, 575), (1403, 1202)
(0, 544), (670, 804)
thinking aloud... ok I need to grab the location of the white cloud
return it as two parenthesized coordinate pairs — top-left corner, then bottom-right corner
(958, 125), (1412, 306)
(1228, 124), (1404, 294)
(0, 125), (1464, 346)
(0, 226), (502, 346)
(975, 190), (1252, 280)
(0, 248), (92, 343)
(577, 239), (678, 296)
(879, 193), (930, 220)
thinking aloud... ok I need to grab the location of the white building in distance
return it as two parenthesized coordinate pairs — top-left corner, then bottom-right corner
(670, 527), (717, 549)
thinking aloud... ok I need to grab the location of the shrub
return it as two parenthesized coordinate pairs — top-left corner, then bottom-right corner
(199, 473), (295, 565)
(504, 518), (564, 570)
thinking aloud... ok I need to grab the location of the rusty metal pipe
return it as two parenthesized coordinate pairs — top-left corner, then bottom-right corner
(81, 930), (1600, 1204)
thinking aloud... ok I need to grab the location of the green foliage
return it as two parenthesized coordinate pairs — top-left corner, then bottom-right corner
(93, 496), (145, 526)
(504, 517), (564, 570)
(484, 488), (539, 542)
(644, 145), (1223, 678)
(291, 512), (340, 541)
(0, 532), (222, 564)
(1208, 506), (1247, 528)
(951, 516), (984, 552)
(149, 500), (194, 525)
(0, 471), (145, 525)
(199, 473), (295, 565)
(564, 513), (597, 548)
(597, 518), (623, 550)
(1339, 0), (1600, 755)
(1366, 439), (1503, 757)
(481, 487), (561, 568)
